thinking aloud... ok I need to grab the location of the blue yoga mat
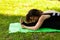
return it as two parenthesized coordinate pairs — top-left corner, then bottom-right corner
(9, 23), (60, 33)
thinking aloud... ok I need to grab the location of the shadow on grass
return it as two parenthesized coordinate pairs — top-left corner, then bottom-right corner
(0, 14), (60, 40)
(0, 14), (24, 40)
(0, 14), (25, 31)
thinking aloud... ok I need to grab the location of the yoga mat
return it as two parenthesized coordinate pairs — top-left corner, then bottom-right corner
(9, 23), (60, 33)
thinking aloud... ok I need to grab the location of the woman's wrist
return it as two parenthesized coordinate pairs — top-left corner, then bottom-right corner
(21, 24), (26, 28)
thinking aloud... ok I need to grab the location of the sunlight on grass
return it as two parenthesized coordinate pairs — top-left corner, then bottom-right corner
(0, 0), (60, 16)
(0, 0), (60, 40)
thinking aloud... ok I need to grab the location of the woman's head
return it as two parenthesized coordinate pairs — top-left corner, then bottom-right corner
(26, 9), (43, 22)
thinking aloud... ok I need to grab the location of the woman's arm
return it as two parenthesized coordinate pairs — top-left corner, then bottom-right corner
(21, 15), (50, 30)
(44, 10), (60, 16)
(20, 17), (24, 23)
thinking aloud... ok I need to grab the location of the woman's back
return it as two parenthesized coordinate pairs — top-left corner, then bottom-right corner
(40, 11), (60, 29)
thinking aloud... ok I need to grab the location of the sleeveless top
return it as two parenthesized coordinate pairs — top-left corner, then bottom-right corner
(22, 10), (60, 29)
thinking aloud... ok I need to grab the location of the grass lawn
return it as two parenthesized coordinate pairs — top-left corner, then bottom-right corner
(0, 0), (60, 40)
(0, 14), (60, 40)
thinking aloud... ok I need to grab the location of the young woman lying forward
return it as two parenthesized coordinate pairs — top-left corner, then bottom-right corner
(20, 9), (60, 30)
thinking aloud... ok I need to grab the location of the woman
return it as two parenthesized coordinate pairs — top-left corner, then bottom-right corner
(20, 9), (60, 30)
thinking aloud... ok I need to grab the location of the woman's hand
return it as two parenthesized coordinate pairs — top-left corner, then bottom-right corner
(20, 17), (25, 28)
(20, 17), (24, 23)
(21, 24), (26, 28)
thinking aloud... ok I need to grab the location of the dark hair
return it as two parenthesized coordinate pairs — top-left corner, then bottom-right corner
(26, 9), (43, 22)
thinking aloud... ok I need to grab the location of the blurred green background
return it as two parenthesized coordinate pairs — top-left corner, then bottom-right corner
(0, 0), (60, 40)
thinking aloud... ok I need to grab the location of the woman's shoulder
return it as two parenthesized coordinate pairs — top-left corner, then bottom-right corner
(44, 10), (60, 16)
(44, 10), (57, 13)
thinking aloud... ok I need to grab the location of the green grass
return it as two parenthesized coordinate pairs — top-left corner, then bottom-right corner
(0, 14), (60, 40)
(0, 0), (60, 40)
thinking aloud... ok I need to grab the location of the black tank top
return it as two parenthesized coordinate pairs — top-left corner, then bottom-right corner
(40, 13), (60, 29)
(22, 13), (60, 29)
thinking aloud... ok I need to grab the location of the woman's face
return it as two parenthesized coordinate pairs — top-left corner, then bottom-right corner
(30, 16), (39, 22)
